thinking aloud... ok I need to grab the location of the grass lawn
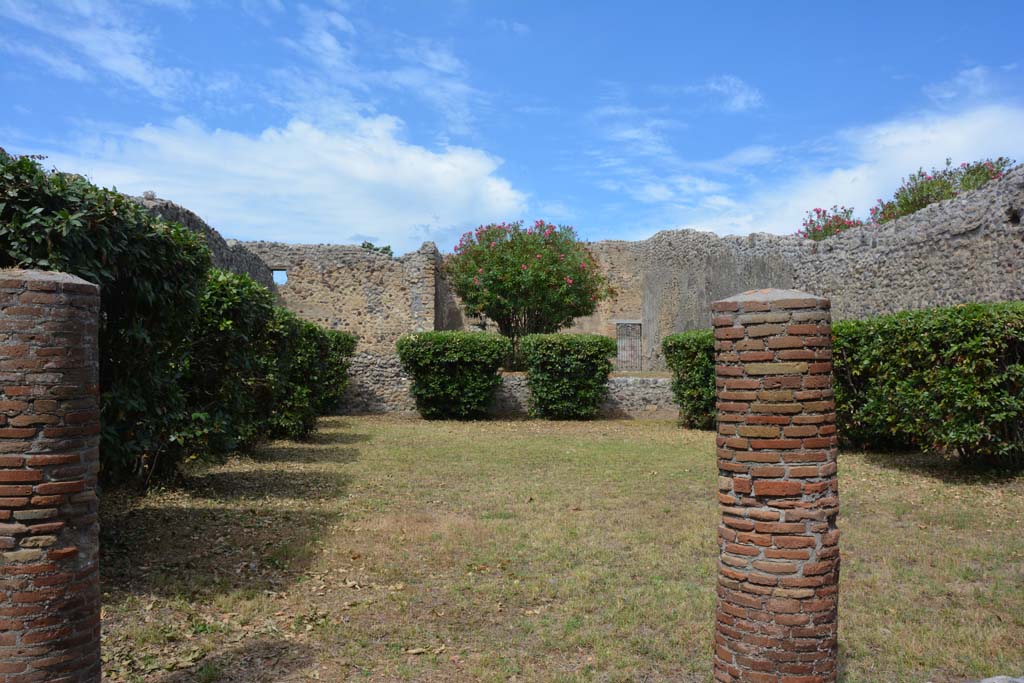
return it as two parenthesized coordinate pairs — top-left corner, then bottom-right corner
(99, 416), (1024, 683)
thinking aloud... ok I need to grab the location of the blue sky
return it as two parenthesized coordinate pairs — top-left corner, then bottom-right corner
(3, 1), (1023, 255)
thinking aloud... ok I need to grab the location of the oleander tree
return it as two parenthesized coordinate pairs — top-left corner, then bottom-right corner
(444, 220), (612, 358)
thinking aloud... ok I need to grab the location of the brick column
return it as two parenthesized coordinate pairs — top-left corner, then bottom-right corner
(711, 289), (839, 683)
(0, 270), (101, 683)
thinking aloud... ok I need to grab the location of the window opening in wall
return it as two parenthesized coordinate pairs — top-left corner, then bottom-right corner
(272, 269), (288, 285)
(615, 321), (642, 371)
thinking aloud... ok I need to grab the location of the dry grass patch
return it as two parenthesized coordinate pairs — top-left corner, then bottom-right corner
(101, 417), (1023, 682)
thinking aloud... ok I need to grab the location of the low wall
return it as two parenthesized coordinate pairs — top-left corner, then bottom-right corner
(339, 355), (676, 419)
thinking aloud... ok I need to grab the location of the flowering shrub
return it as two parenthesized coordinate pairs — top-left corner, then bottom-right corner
(869, 158), (1013, 224)
(796, 157), (1016, 239)
(797, 205), (865, 241)
(444, 221), (612, 360)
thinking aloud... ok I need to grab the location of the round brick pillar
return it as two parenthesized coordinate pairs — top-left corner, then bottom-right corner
(710, 289), (839, 683)
(0, 270), (101, 683)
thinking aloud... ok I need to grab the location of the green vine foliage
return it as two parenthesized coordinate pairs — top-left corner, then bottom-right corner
(663, 303), (1024, 468)
(521, 334), (616, 420)
(661, 330), (716, 429)
(396, 331), (510, 419)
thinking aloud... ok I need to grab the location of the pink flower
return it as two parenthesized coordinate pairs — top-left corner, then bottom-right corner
(478, 267), (483, 274)
(564, 276), (573, 285)
(579, 262), (587, 270)
(521, 264), (527, 270)
(536, 253), (542, 259)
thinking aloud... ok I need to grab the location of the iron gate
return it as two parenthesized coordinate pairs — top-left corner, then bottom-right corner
(615, 322), (642, 371)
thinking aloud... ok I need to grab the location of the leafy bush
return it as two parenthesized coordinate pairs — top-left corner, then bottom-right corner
(797, 205), (866, 241)
(182, 269), (279, 457)
(661, 330), (716, 429)
(396, 331), (510, 419)
(833, 303), (1023, 466)
(663, 303), (1024, 467)
(0, 149), (210, 482)
(520, 334), (616, 420)
(0, 151), (358, 483)
(869, 158), (1014, 224)
(794, 157), (1016, 239)
(444, 221), (612, 361)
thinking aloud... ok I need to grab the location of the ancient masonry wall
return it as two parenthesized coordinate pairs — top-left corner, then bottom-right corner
(242, 241), (438, 351)
(339, 359), (675, 419)
(134, 194), (277, 292)
(589, 166), (1024, 369)
(712, 289), (840, 682)
(0, 270), (102, 683)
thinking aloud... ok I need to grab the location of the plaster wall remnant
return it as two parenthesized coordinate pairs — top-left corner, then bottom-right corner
(712, 288), (840, 682)
(134, 193), (277, 292)
(0, 269), (102, 683)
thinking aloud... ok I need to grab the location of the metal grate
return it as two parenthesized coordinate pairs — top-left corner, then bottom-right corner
(615, 322), (642, 371)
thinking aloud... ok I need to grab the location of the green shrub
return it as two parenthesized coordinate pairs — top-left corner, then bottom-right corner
(182, 269), (279, 457)
(833, 303), (1023, 466)
(663, 303), (1024, 467)
(520, 334), (616, 420)
(661, 330), (716, 429)
(396, 331), (510, 419)
(0, 149), (211, 482)
(0, 151), (358, 482)
(869, 158), (1014, 224)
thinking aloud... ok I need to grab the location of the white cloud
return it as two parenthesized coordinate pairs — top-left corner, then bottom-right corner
(703, 75), (764, 112)
(923, 66), (993, 103)
(0, 0), (188, 98)
(676, 104), (1024, 236)
(0, 40), (91, 82)
(39, 116), (528, 254)
(487, 19), (530, 35)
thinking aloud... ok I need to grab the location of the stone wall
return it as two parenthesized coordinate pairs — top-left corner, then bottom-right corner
(490, 373), (676, 419)
(0, 269), (102, 683)
(134, 193), (277, 292)
(584, 166), (1024, 369)
(241, 241), (439, 353)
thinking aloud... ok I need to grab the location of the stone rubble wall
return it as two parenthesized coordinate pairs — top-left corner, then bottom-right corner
(338, 361), (676, 419)
(241, 242), (438, 351)
(574, 166), (1024, 369)
(133, 193), (277, 292)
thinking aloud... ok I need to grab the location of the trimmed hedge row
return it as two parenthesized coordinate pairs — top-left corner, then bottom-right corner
(0, 150), (356, 483)
(396, 331), (510, 419)
(662, 302), (1024, 466)
(185, 269), (356, 464)
(396, 332), (616, 420)
(521, 334), (616, 419)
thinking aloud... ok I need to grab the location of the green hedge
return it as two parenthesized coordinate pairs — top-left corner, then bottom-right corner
(662, 303), (1024, 467)
(661, 329), (716, 429)
(833, 303), (1023, 466)
(396, 331), (510, 419)
(520, 333), (616, 419)
(0, 150), (357, 483)
(183, 269), (357, 459)
(0, 149), (210, 482)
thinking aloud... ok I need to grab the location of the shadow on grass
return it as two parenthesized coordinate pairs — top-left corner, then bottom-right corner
(860, 449), (1023, 484)
(101, 442), (357, 600)
(153, 638), (312, 683)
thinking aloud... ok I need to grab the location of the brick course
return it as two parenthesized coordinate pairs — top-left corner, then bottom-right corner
(711, 289), (839, 683)
(0, 270), (101, 683)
